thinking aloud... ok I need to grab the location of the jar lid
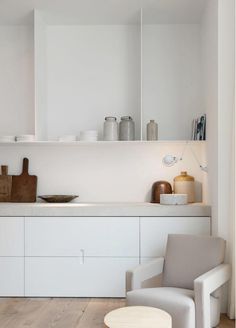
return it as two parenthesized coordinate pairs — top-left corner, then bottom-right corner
(174, 171), (194, 182)
(105, 117), (117, 121)
(121, 116), (132, 121)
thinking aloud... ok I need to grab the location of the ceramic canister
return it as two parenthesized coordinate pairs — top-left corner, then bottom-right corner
(174, 171), (195, 203)
(151, 181), (172, 203)
(103, 117), (118, 141)
(147, 120), (158, 140)
(119, 116), (135, 141)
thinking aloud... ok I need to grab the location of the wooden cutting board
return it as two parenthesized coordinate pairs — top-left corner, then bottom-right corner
(11, 158), (37, 203)
(0, 166), (12, 202)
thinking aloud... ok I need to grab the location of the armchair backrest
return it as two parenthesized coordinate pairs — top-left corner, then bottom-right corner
(162, 234), (225, 290)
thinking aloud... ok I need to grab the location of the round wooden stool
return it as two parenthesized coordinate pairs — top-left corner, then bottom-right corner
(104, 306), (172, 328)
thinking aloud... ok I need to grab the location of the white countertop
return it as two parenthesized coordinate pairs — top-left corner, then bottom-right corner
(0, 202), (211, 217)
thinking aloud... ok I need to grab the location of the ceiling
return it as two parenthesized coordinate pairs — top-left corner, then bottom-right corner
(0, 0), (207, 25)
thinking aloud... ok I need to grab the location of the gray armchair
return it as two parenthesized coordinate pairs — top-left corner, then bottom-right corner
(126, 234), (231, 328)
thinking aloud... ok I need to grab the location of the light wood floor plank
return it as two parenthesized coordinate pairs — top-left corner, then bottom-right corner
(34, 298), (89, 328)
(218, 314), (235, 328)
(5, 298), (89, 328)
(0, 298), (234, 328)
(0, 298), (30, 327)
(77, 298), (125, 328)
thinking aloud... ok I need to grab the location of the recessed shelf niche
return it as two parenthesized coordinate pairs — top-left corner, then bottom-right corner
(0, 1), (215, 142)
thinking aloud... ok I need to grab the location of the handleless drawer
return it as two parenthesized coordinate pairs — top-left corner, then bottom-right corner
(25, 217), (139, 257)
(25, 257), (138, 297)
(0, 217), (24, 256)
(140, 217), (211, 257)
(0, 257), (24, 296)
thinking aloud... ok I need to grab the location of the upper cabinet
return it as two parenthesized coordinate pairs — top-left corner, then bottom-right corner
(0, 0), (218, 141)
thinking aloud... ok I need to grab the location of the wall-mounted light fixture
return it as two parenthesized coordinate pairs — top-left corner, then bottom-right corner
(162, 141), (208, 172)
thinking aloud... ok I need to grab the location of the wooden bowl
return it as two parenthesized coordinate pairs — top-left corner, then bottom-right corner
(38, 195), (78, 203)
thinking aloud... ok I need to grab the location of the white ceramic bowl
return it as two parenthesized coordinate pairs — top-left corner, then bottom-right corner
(160, 194), (188, 205)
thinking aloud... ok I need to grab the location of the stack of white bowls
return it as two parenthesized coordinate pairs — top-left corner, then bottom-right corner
(79, 130), (98, 142)
(16, 135), (35, 142)
(0, 136), (15, 142)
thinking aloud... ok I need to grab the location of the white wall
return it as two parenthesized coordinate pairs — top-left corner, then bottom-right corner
(45, 25), (141, 140)
(202, 0), (235, 240)
(0, 26), (34, 136)
(217, 0), (235, 314)
(142, 24), (203, 140)
(218, 0), (235, 245)
(34, 11), (48, 141)
(0, 142), (207, 203)
(201, 0), (235, 313)
(201, 0), (218, 234)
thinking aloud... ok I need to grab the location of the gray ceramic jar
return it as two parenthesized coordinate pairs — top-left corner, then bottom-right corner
(119, 116), (135, 141)
(147, 120), (158, 140)
(103, 117), (118, 141)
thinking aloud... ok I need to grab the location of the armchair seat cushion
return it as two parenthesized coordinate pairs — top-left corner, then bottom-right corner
(127, 287), (220, 328)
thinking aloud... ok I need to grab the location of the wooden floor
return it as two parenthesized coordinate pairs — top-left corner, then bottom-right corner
(0, 298), (234, 328)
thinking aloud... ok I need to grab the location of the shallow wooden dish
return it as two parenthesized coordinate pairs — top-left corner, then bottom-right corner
(38, 195), (78, 203)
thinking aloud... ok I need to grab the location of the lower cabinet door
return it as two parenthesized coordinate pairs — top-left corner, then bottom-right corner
(25, 257), (139, 297)
(0, 257), (24, 296)
(141, 217), (211, 258)
(0, 218), (24, 256)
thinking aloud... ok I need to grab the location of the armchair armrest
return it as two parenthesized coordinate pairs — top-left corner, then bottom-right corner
(194, 264), (231, 328)
(126, 257), (164, 292)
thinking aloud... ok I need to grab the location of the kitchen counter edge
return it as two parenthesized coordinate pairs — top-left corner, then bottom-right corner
(0, 203), (211, 217)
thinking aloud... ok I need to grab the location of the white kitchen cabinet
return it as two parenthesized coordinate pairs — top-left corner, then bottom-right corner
(0, 218), (24, 296)
(25, 217), (139, 257)
(25, 257), (138, 297)
(0, 258), (24, 296)
(0, 217), (24, 256)
(140, 217), (211, 258)
(0, 214), (211, 297)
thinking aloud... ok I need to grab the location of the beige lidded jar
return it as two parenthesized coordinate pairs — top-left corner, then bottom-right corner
(174, 171), (195, 203)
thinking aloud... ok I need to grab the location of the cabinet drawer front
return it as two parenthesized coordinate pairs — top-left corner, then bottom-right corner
(25, 257), (138, 297)
(0, 257), (24, 296)
(25, 217), (139, 257)
(141, 217), (211, 257)
(0, 217), (24, 256)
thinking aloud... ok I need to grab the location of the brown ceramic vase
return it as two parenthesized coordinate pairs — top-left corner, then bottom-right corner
(151, 181), (172, 203)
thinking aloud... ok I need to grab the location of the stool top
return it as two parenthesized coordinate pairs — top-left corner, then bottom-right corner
(104, 306), (172, 328)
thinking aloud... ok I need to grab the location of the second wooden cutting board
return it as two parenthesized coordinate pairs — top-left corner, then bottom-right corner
(0, 166), (12, 202)
(11, 158), (37, 203)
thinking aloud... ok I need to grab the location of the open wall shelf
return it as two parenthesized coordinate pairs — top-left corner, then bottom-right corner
(0, 1), (213, 142)
(0, 140), (206, 147)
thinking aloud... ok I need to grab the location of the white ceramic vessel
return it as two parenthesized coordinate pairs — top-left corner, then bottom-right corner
(119, 116), (135, 141)
(103, 117), (118, 141)
(160, 193), (188, 205)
